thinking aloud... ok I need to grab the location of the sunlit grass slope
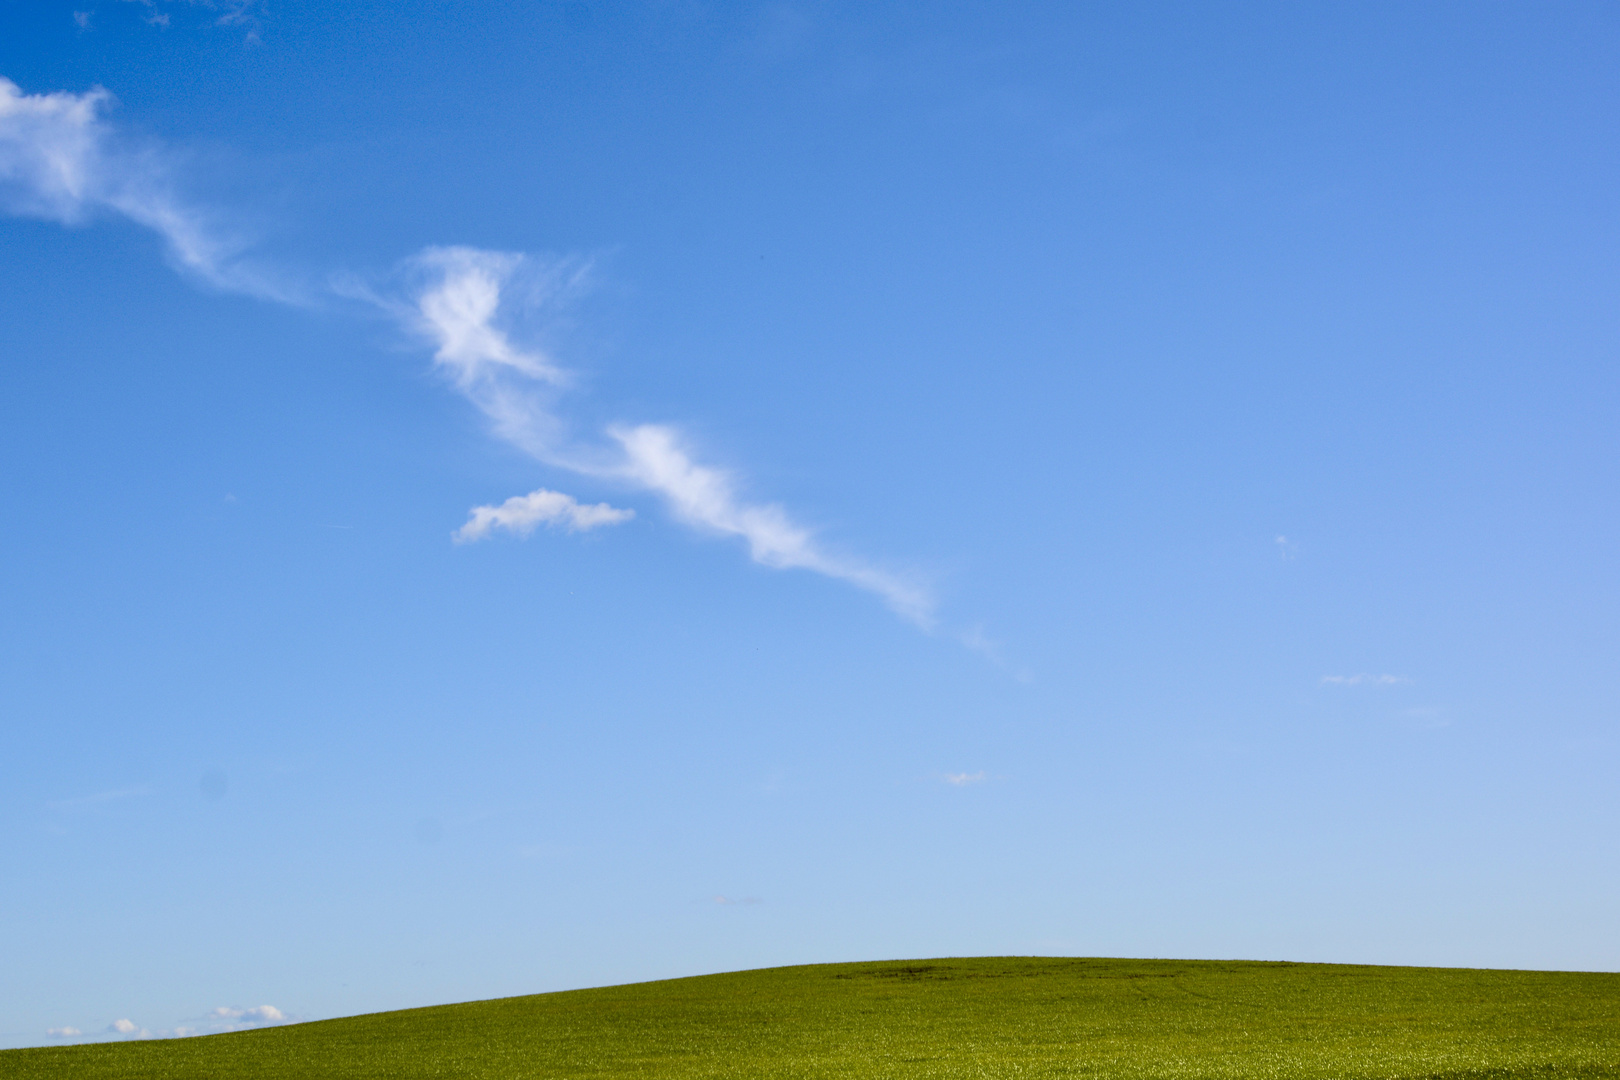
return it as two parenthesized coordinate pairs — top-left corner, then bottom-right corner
(6, 957), (1618, 1079)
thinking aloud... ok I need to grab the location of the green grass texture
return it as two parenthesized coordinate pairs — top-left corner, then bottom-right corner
(5, 957), (1617, 1078)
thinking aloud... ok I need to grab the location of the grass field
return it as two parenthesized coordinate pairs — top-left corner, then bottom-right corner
(5, 957), (1617, 1078)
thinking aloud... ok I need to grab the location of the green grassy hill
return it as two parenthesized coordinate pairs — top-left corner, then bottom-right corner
(5, 957), (1617, 1078)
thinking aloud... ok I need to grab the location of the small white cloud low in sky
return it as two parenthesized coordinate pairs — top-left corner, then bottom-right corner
(47, 1005), (284, 1042)
(454, 488), (633, 542)
(212, 1005), (284, 1023)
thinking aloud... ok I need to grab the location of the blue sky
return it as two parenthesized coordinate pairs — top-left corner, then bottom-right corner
(2, 0), (1618, 1048)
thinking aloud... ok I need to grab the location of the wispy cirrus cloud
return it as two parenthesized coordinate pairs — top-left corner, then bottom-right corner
(2, 77), (940, 632)
(609, 422), (932, 623)
(46, 786), (149, 811)
(389, 247), (934, 625)
(0, 76), (291, 298)
(117, 0), (264, 35)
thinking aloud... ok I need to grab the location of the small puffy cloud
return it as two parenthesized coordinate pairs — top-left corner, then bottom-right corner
(944, 771), (986, 786)
(454, 488), (633, 543)
(47, 1026), (81, 1038)
(109, 1019), (141, 1035)
(1321, 674), (1410, 686)
(212, 1005), (284, 1023)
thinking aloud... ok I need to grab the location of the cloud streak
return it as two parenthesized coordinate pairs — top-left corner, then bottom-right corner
(609, 423), (931, 622)
(0, 76), (288, 299)
(2, 76), (936, 630)
(46, 786), (149, 811)
(399, 247), (933, 624)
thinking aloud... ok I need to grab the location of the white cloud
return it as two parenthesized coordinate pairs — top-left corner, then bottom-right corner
(108, 1019), (142, 1035)
(1, 75), (941, 634)
(392, 249), (934, 626)
(47, 1026), (81, 1037)
(944, 771), (986, 786)
(413, 247), (566, 387)
(0, 78), (110, 221)
(455, 488), (632, 543)
(611, 424), (931, 624)
(1321, 674), (1410, 686)
(203, 1005), (287, 1032)
(367, 245), (583, 463)
(0, 76), (288, 299)
(212, 1005), (284, 1023)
